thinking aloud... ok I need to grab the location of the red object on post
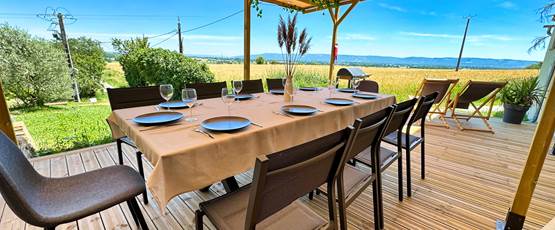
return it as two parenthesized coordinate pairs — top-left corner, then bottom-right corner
(334, 43), (338, 61)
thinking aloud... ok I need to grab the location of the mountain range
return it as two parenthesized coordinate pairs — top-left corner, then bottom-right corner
(199, 53), (539, 69)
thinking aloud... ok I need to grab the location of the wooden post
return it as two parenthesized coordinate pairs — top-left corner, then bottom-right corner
(57, 13), (80, 102)
(177, 17), (184, 54)
(327, 1), (359, 82)
(244, 0), (251, 80)
(500, 68), (555, 229)
(0, 82), (16, 143)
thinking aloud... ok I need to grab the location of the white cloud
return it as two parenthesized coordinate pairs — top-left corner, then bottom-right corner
(339, 33), (376, 41)
(378, 3), (407, 13)
(497, 1), (517, 9)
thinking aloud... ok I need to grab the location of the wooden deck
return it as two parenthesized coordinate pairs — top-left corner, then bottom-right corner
(1, 119), (554, 229)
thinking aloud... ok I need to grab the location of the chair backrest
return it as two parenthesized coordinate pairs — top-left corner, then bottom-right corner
(416, 79), (458, 104)
(454, 81), (507, 109)
(0, 132), (45, 226)
(266, 78), (284, 90)
(242, 79), (264, 94)
(107, 86), (164, 111)
(358, 80), (379, 93)
(347, 106), (396, 162)
(187, 82), (227, 100)
(384, 98), (418, 135)
(245, 127), (355, 228)
(409, 92), (439, 125)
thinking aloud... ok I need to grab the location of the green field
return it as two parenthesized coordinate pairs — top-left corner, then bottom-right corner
(13, 63), (539, 156)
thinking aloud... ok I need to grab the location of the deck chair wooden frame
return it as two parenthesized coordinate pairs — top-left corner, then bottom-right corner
(447, 80), (507, 133)
(414, 78), (459, 128)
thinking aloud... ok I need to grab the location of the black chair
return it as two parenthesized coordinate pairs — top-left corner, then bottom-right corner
(354, 98), (418, 202)
(266, 78), (284, 90)
(358, 80), (379, 93)
(195, 127), (356, 230)
(107, 86), (164, 204)
(0, 132), (149, 230)
(188, 82), (227, 100)
(382, 92), (439, 197)
(241, 79), (264, 94)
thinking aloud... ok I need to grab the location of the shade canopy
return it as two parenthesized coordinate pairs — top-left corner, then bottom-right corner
(261, 0), (361, 13)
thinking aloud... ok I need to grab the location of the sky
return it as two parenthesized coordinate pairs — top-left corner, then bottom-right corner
(0, 0), (550, 61)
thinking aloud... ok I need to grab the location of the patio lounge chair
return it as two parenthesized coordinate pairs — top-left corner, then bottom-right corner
(0, 132), (149, 230)
(266, 78), (284, 90)
(358, 80), (379, 93)
(414, 78), (459, 128)
(447, 80), (507, 133)
(107, 86), (164, 204)
(241, 79), (264, 94)
(355, 98), (418, 202)
(382, 92), (439, 197)
(195, 126), (357, 230)
(188, 82), (227, 100)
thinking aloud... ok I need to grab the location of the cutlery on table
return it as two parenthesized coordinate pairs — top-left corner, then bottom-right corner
(194, 128), (215, 139)
(273, 111), (294, 118)
(251, 122), (263, 127)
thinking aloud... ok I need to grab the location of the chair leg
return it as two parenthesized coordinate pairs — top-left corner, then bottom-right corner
(117, 139), (124, 165)
(372, 180), (382, 230)
(128, 198), (149, 230)
(406, 148), (412, 197)
(397, 156), (403, 202)
(421, 142), (426, 179)
(195, 210), (204, 230)
(308, 191), (314, 200)
(136, 151), (148, 205)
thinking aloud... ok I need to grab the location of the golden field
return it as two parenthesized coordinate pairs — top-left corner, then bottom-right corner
(208, 64), (539, 100)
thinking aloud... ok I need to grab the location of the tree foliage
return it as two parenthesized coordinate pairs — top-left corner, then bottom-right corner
(255, 56), (266, 64)
(0, 24), (71, 107)
(67, 37), (106, 97)
(112, 38), (215, 98)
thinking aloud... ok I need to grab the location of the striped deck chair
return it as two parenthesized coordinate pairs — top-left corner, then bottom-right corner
(447, 80), (507, 133)
(414, 78), (459, 128)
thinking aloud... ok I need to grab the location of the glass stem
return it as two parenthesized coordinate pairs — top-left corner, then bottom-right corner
(190, 107), (193, 119)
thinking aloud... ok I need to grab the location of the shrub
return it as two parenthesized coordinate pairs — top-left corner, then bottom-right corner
(499, 76), (544, 107)
(0, 24), (72, 107)
(255, 56), (266, 64)
(115, 44), (215, 98)
(67, 37), (106, 97)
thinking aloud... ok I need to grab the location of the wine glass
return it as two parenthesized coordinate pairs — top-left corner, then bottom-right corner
(222, 88), (235, 115)
(328, 78), (338, 98)
(159, 84), (174, 110)
(282, 77), (287, 89)
(233, 80), (243, 96)
(182, 88), (197, 122)
(351, 79), (362, 94)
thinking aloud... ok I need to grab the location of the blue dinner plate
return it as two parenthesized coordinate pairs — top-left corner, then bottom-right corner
(353, 93), (378, 100)
(201, 116), (251, 132)
(159, 100), (192, 109)
(300, 87), (319, 91)
(281, 105), (318, 115)
(133, 111), (183, 126)
(325, 98), (355, 106)
(235, 94), (254, 101)
(338, 88), (356, 93)
(270, 89), (284, 95)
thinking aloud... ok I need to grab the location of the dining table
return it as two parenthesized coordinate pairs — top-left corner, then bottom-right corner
(107, 88), (396, 211)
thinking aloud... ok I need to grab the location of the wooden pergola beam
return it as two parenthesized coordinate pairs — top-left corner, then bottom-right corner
(244, 0), (251, 80)
(0, 82), (16, 143)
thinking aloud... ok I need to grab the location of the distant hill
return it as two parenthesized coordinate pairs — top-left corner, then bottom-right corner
(194, 53), (538, 69)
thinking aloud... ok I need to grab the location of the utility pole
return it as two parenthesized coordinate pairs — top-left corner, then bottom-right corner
(57, 13), (80, 102)
(455, 16), (473, 72)
(177, 17), (184, 55)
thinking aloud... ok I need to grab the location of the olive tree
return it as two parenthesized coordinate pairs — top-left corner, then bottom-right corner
(67, 37), (106, 97)
(0, 24), (71, 107)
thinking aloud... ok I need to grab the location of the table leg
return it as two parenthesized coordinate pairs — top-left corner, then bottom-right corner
(222, 176), (239, 193)
(199, 185), (211, 192)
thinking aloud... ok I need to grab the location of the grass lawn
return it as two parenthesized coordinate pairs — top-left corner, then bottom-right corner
(11, 62), (539, 156)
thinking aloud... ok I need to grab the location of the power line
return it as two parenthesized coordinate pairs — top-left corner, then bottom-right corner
(152, 32), (178, 47)
(183, 9), (243, 33)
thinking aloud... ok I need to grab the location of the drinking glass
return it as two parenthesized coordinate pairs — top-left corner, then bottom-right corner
(159, 84), (174, 110)
(328, 78), (338, 98)
(351, 79), (362, 94)
(233, 80), (243, 95)
(282, 77), (287, 88)
(221, 88), (235, 115)
(182, 88), (197, 122)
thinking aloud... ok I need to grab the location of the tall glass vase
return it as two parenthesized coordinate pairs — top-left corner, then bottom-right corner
(284, 75), (294, 102)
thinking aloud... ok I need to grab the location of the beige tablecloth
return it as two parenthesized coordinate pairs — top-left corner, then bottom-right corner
(107, 89), (395, 210)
